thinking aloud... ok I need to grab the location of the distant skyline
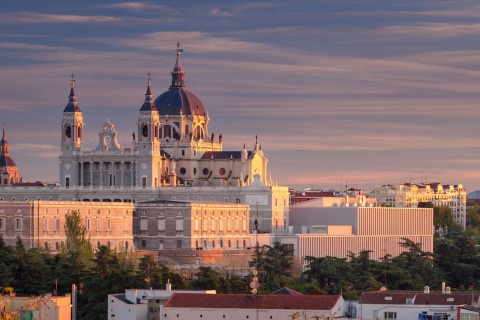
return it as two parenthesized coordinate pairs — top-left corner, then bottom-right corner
(1, 1), (480, 192)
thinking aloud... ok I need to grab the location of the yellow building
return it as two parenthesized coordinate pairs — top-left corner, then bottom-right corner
(371, 183), (467, 228)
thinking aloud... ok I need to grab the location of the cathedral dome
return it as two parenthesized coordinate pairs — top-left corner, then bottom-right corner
(154, 89), (205, 116)
(153, 43), (206, 116)
(0, 154), (16, 167)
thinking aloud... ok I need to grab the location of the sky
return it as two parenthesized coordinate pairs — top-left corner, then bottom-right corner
(1, 0), (480, 192)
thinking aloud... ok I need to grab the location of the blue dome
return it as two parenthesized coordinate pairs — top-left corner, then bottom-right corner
(154, 89), (205, 116)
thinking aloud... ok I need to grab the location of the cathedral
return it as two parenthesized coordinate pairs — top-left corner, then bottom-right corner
(60, 46), (269, 192)
(0, 126), (20, 186)
(0, 46), (290, 235)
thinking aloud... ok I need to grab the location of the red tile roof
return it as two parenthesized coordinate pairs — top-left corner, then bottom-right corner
(164, 293), (341, 310)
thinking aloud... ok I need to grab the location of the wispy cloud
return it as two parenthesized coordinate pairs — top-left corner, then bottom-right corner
(209, 3), (277, 17)
(0, 12), (146, 24)
(13, 143), (58, 158)
(102, 2), (168, 11)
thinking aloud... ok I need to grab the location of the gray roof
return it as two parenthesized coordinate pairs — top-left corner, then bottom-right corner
(201, 151), (252, 160)
(154, 88), (204, 116)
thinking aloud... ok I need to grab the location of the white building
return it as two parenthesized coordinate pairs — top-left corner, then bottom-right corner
(372, 183), (467, 228)
(359, 286), (480, 320)
(108, 283), (215, 320)
(163, 293), (345, 320)
(0, 45), (290, 240)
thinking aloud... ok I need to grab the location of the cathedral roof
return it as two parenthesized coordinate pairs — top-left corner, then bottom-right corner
(0, 155), (16, 168)
(201, 151), (253, 160)
(140, 77), (157, 112)
(153, 44), (206, 116)
(63, 79), (81, 113)
(0, 127), (16, 168)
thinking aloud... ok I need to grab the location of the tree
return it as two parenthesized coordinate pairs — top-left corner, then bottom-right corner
(63, 210), (94, 269)
(434, 206), (455, 235)
(190, 267), (230, 293)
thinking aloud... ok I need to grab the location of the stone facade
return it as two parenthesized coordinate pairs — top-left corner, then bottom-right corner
(134, 200), (251, 251)
(372, 182), (467, 228)
(0, 200), (133, 251)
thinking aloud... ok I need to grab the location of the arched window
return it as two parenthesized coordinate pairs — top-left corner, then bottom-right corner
(163, 125), (172, 139)
(142, 124), (148, 137)
(65, 125), (71, 138)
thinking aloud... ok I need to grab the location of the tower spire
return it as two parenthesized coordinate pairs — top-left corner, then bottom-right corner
(170, 42), (186, 89)
(140, 72), (157, 111)
(64, 74), (81, 112)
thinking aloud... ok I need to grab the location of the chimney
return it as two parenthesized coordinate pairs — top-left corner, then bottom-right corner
(442, 282), (446, 294)
(445, 287), (451, 294)
(166, 279), (172, 291)
(424, 286), (430, 294)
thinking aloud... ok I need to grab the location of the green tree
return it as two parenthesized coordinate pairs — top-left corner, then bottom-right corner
(434, 206), (455, 235)
(190, 266), (230, 293)
(63, 210), (94, 269)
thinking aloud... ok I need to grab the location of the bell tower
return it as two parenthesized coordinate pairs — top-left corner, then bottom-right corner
(61, 74), (84, 154)
(60, 75), (84, 187)
(136, 74), (161, 187)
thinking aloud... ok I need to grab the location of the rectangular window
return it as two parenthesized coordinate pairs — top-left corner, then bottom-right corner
(55, 219), (60, 231)
(0, 218), (3, 230)
(107, 219), (111, 231)
(384, 312), (397, 319)
(141, 240), (146, 248)
(235, 219), (239, 231)
(140, 219), (148, 231)
(177, 240), (182, 249)
(203, 220), (207, 232)
(86, 219), (91, 231)
(211, 219), (216, 231)
(243, 219), (247, 231)
(44, 242), (49, 250)
(176, 218), (183, 231)
(97, 219), (101, 231)
(194, 219), (199, 231)
(15, 218), (22, 231)
(219, 220), (224, 231)
(65, 177), (70, 187)
(44, 218), (48, 231)
(124, 219), (128, 231)
(227, 219), (232, 231)
(220, 240), (223, 248)
(142, 177), (147, 187)
(158, 219), (165, 231)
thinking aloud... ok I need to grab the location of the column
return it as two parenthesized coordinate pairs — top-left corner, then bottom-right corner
(80, 162), (84, 186)
(99, 162), (103, 186)
(121, 161), (124, 187)
(111, 161), (114, 186)
(90, 162), (93, 187)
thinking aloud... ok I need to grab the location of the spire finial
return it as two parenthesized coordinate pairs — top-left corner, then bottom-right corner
(255, 135), (258, 144)
(70, 73), (76, 87)
(175, 41), (183, 56)
(2, 122), (5, 141)
(147, 72), (152, 86)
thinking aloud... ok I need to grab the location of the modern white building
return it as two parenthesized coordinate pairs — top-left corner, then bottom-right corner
(108, 283), (215, 320)
(163, 293), (345, 320)
(255, 199), (434, 263)
(359, 286), (480, 320)
(372, 183), (467, 228)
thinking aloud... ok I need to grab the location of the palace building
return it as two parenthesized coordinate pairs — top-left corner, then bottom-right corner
(0, 46), (290, 251)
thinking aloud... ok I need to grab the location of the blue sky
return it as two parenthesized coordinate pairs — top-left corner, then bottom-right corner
(2, 1), (480, 192)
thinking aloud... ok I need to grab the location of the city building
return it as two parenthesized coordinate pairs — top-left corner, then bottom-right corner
(134, 200), (251, 251)
(0, 126), (20, 186)
(0, 46), (290, 247)
(359, 286), (479, 320)
(372, 183), (467, 228)
(163, 293), (345, 320)
(0, 200), (133, 251)
(108, 283), (216, 320)
(0, 294), (71, 320)
(258, 199), (433, 263)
